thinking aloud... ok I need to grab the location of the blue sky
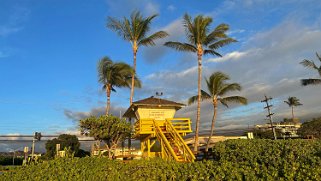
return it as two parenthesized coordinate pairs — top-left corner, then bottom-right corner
(1, 0), (321, 136)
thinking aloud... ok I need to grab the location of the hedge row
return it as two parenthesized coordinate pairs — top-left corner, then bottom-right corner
(1, 139), (321, 180)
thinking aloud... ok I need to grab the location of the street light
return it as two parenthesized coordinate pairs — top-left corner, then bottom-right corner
(9, 147), (23, 165)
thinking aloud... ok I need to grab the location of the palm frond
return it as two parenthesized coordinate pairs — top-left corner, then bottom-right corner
(187, 95), (198, 105)
(107, 17), (131, 41)
(301, 78), (321, 86)
(135, 13), (157, 41)
(300, 59), (318, 70)
(219, 83), (242, 96)
(205, 23), (230, 45)
(316, 52), (321, 62)
(284, 97), (302, 107)
(187, 90), (211, 105)
(220, 96), (247, 107)
(133, 76), (142, 88)
(209, 38), (237, 50)
(164, 42), (197, 53)
(207, 72), (230, 95)
(97, 57), (141, 91)
(138, 31), (169, 46)
(203, 49), (222, 57)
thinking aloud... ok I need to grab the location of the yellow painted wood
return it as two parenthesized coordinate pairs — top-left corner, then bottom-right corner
(132, 105), (194, 162)
(137, 108), (176, 120)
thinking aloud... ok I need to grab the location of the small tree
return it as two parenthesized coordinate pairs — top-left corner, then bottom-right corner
(298, 117), (321, 139)
(45, 134), (80, 159)
(79, 115), (131, 159)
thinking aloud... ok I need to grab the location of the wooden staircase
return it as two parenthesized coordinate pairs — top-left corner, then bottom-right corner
(154, 120), (195, 163)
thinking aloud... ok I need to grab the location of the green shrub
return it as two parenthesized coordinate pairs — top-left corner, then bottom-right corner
(1, 139), (321, 180)
(0, 156), (23, 166)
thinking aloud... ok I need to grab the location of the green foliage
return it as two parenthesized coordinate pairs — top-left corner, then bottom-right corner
(298, 117), (321, 138)
(300, 52), (321, 86)
(79, 115), (131, 158)
(0, 156), (23, 166)
(2, 140), (321, 180)
(253, 128), (283, 139)
(107, 11), (168, 46)
(45, 134), (80, 159)
(284, 96), (302, 107)
(79, 115), (131, 145)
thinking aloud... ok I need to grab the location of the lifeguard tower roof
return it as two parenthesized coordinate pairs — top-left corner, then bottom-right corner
(123, 96), (185, 118)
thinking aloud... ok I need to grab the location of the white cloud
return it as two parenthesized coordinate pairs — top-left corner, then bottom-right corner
(142, 18), (184, 62)
(0, 6), (30, 37)
(207, 51), (248, 63)
(144, 2), (159, 15)
(167, 5), (176, 11)
(106, 0), (159, 16)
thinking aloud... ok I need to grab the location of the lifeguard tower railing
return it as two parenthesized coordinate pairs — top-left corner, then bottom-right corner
(134, 118), (195, 162)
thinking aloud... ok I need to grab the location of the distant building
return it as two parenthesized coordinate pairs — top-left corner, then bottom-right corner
(255, 122), (301, 138)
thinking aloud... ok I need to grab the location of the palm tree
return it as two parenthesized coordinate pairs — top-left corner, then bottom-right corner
(98, 56), (141, 115)
(164, 14), (236, 152)
(300, 52), (321, 86)
(188, 72), (247, 153)
(284, 97), (302, 122)
(107, 11), (168, 105)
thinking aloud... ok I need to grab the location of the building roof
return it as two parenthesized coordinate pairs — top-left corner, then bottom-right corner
(123, 96), (185, 118)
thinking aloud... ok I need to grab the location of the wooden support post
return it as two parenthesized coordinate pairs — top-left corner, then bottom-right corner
(147, 138), (150, 158)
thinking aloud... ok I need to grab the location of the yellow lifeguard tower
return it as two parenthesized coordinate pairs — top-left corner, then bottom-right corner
(123, 96), (195, 162)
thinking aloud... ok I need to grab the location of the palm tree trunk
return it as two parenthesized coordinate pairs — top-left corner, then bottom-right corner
(130, 47), (137, 105)
(291, 106), (294, 122)
(106, 85), (111, 116)
(128, 45), (138, 155)
(194, 53), (202, 153)
(205, 101), (217, 153)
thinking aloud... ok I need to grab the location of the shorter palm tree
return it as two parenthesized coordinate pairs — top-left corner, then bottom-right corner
(300, 52), (321, 86)
(284, 97), (302, 122)
(98, 57), (141, 115)
(188, 72), (247, 153)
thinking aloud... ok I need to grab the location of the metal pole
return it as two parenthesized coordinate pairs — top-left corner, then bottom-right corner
(13, 151), (15, 165)
(31, 137), (35, 159)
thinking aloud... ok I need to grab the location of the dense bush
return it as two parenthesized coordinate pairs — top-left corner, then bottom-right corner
(0, 156), (23, 166)
(45, 134), (81, 159)
(1, 139), (321, 180)
(298, 117), (321, 138)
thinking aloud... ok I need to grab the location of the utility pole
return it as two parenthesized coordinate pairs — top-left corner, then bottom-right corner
(31, 136), (35, 159)
(261, 95), (277, 140)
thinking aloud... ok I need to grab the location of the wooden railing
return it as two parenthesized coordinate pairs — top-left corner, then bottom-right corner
(153, 120), (195, 162)
(134, 118), (192, 136)
(154, 122), (178, 161)
(164, 119), (195, 162)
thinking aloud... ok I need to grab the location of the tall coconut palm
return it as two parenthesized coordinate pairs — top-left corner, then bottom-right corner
(107, 11), (168, 105)
(188, 72), (247, 153)
(284, 96), (302, 122)
(164, 14), (236, 152)
(107, 11), (168, 152)
(300, 52), (321, 86)
(98, 56), (141, 115)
